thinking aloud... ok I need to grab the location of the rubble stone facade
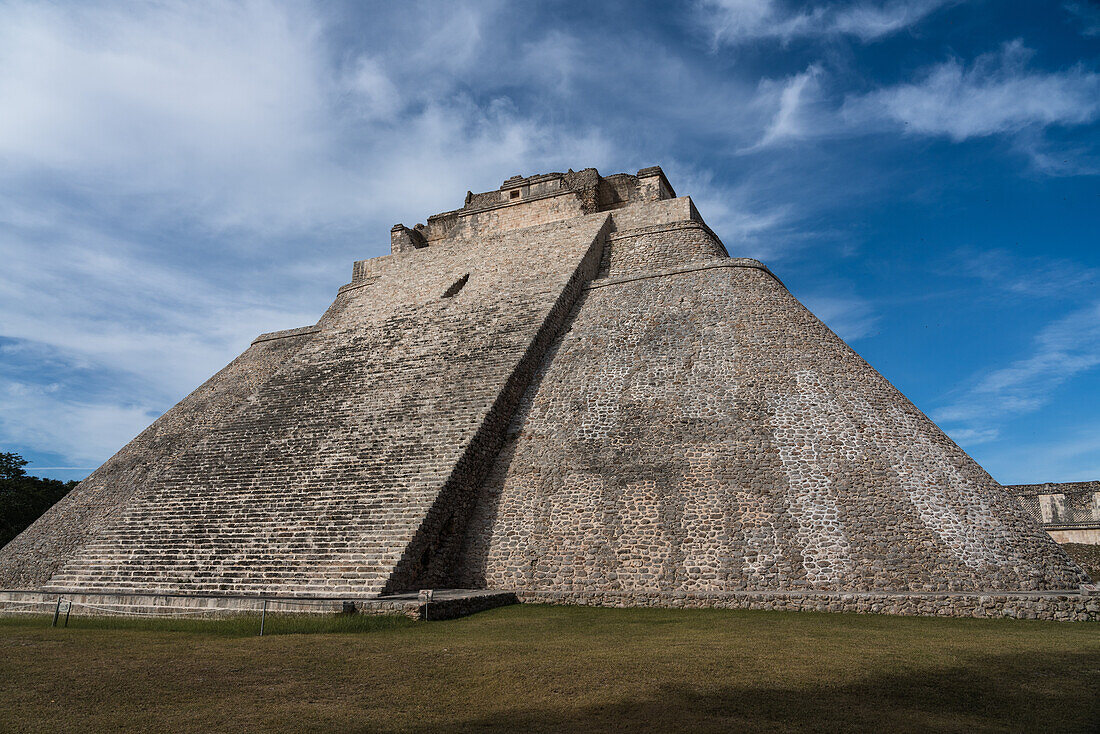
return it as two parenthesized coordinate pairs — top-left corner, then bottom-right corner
(0, 167), (1091, 619)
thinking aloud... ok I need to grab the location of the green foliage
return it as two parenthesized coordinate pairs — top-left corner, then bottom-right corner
(0, 452), (78, 548)
(0, 452), (28, 480)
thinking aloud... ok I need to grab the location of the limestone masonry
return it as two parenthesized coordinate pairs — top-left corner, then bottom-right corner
(0, 167), (1094, 620)
(1009, 482), (1100, 544)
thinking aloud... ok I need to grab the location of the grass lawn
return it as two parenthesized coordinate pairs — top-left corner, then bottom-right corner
(1, 605), (1097, 733)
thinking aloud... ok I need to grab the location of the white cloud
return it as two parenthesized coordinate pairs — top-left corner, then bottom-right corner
(697, 0), (954, 46)
(844, 40), (1100, 140)
(0, 379), (159, 466)
(0, 1), (333, 227)
(0, 0), (611, 234)
(945, 427), (1000, 445)
(830, 0), (954, 38)
(668, 167), (803, 260)
(935, 302), (1100, 480)
(0, 0), (630, 470)
(976, 422), (1100, 484)
(747, 64), (825, 149)
(516, 31), (584, 94)
(343, 56), (402, 122)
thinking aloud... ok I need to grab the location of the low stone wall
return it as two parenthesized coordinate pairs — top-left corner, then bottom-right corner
(0, 589), (517, 621)
(4, 587), (1092, 622)
(516, 589), (1099, 622)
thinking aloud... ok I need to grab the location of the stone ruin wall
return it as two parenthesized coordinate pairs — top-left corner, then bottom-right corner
(7, 212), (612, 597)
(448, 226), (1086, 595)
(424, 193), (588, 246)
(392, 167), (676, 253)
(0, 331), (314, 588)
(1009, 481), (1100, 544)
(598, 221), (728, 278)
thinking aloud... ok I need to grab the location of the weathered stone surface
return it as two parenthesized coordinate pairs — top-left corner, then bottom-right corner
(1009, 481), (1100, 544)
(19, 213), (611, 598)
(449, 257), (1085, 594)
(0, 588), (516, 620)
(0, 332), (314, 588)
(515, 589), (1099, 621)
(0, 166), (1090, 620)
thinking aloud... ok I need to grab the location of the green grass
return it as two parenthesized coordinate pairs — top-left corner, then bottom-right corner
(1, 605), (1097, 733)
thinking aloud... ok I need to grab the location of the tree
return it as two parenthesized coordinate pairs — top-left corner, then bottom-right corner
(0, 452), (78, 548)
(0, 452), (27, 480)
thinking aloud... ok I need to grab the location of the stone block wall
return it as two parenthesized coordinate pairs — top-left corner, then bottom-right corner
(1010, 482), (1100, 544)
(0, 331), (315, 588)
(516, 589), (1099, 621)
(450, 260), (1085, 594)
(30, 214), (610, 598)
(598, 221), (727, 279)
(607, 196), (699, 233)
(428, 193), (588, 244)
(408, 168), (677, 248)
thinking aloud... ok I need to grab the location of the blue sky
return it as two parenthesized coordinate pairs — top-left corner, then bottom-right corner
(0, 0), (1097, 484)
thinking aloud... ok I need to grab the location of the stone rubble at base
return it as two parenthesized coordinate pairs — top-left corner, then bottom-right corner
(0, 166), (1093, 621)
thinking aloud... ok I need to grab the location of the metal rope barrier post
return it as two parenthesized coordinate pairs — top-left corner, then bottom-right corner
(64, 599), (72, 627)
(259, 599), (268, 636)
(419, 589), (433, 621)
(52, 596), (62, 627)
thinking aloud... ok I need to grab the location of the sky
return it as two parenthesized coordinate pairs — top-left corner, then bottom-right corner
(0, 0), (1097, 485)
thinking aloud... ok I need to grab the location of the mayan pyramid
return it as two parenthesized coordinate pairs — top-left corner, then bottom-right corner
(0, 166), (1088, 609)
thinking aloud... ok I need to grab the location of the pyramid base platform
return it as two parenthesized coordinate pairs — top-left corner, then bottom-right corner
(0, 588), (517, 621)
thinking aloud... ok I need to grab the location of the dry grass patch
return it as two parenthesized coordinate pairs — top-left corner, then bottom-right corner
(0, 604), (1097, 733)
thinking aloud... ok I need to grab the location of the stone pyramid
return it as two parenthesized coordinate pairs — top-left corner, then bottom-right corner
(0, 167), (1088, 614)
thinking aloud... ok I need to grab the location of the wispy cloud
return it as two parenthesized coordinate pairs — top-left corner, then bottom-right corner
(799, 293), (881, 341)
(935, 300), (1100, 425)
(697, 0), (954, 46)
(0, 0), (612, 233)
(951, 247), (1099, 298)
(746, 64), (825, 149)
(0, 0), (616, 471)
(668, 166), (807, 260)
(944, 427), (1001, 445)
(843, 40), (1100, 140)
(0, 378), (160, 466)
(976, 421), (1100, 484)
(1065, 2), (1100, 36)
